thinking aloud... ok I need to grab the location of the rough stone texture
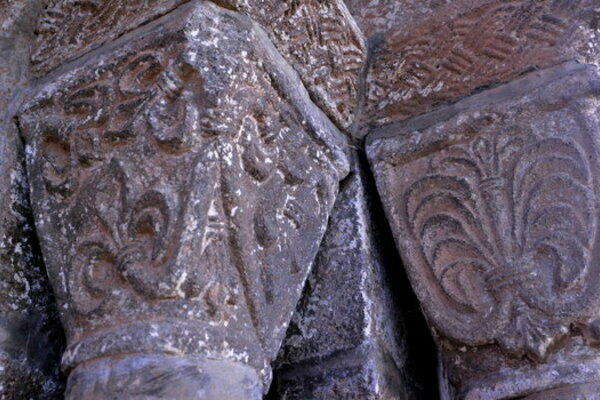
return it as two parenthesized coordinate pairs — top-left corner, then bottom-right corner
(351, 0), (600, 127)
(344, 0), (462, 39)
(1, 0), (38, 117)
(29, 0), (189, 75)
(0, 131), (65, 400)
(18, 1), (350, 398)
(0, 1), (66, 398)
(273, 154), (420, 399)
(229, 0), (368, 131)
(367, 62), (600, 399)
(32, 0), (367, 131)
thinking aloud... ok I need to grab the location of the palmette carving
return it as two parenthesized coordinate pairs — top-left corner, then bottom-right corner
(19, 2), (348, 389)
(367, 64), (600, 387)
(406, 128), (596, 359)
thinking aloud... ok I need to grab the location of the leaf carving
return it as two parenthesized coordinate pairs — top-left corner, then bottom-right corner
(404, 128), (597, 358)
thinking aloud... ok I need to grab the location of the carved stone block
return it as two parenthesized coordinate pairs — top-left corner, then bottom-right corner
(359, 0), (600, 126)
(366, 62), (600, 398)
(31, 0), (366, 131)
(18, 1), (349, 398)
(274, 155), (418, 399)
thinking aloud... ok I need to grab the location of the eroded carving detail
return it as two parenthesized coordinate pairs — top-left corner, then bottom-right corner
(32, 0), (366, 131)
(260, 0), (366, 130)
(30, 0), (188, 75)
(366, 0), (597, 125)
(216, 0), (367, 130)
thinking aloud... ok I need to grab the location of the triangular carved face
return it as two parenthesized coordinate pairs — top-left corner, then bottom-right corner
(19, 1), (348, 378)
(367, 71), (600, 361)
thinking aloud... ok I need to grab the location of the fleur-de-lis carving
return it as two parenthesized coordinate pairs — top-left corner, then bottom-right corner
(69, 160), (180, 310)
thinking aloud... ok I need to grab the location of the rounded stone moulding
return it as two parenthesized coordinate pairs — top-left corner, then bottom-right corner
(66, 355), (262, 399)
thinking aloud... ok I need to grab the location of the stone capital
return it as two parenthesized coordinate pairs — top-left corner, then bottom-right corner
(367, 62), (600, 399)
(18, 1), (350, 397)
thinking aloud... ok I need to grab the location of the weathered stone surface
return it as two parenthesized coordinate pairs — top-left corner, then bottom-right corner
(274, 155), (420, 399)
(1, 0), (39, 117)
(367, 62), (600, 398)
(32, 0), (366, 131)
(18, 1), (349, 398)
(0, 128), (66, 400)
(356, 0), (600, 126)
(1, 1), (65, 398)
(345, 0), (462, 39)
(229, 0), (367, 131)
(30, 0), (188, 75)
